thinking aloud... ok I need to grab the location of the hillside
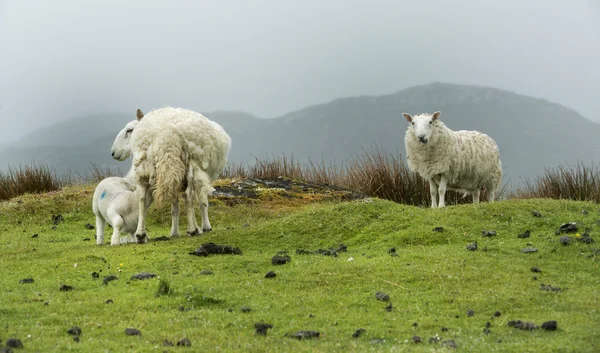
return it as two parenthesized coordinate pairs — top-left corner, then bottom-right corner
(2, 82), (599, 182)
(0, 182), (598, 351)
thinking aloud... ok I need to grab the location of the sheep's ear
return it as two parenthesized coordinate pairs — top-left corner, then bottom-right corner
(432, 111), (441, 121)
(136, 109), (144, 121)
(402, 113), (413, 122)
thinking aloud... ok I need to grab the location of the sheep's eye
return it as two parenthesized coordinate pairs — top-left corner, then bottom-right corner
(411, 122), (414, 125)
(429, 121), (432, 124)
(126, 129), (133, 134)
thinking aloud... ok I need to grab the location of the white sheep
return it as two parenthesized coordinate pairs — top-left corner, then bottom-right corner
(112, 107), (231, 243)
(402, 111), (502, 208)
(92, 164), (152, 245)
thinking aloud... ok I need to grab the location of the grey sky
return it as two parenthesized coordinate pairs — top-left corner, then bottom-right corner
(0, 0), (598, 144)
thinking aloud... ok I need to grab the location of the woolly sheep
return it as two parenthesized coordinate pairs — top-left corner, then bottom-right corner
(402, 111), (502, 208)
(113, 107), (231, 243)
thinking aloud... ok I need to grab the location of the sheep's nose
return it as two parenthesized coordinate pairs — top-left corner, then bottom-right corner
(418, 135), (427, 143)
(111, 152), (115, 157)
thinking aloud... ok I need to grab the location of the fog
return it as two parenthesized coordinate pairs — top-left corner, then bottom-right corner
(0, 0), (598, 144)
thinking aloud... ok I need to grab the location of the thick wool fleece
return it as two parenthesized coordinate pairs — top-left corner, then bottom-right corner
(404, 118), (502, 193)
(131, 107), (232, 207)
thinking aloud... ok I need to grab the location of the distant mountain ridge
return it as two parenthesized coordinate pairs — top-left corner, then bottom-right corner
(1, 82), (599, 184)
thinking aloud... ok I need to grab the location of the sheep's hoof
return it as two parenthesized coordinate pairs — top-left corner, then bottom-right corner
(187, 228), (201, 236)
(202, 227), (213, 232)
(135, 233), (148, 244)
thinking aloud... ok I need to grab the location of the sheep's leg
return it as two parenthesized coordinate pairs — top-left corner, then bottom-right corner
(185, 184), (201, 236)
(200, 193), (212, 232)
(95, 215), (106, 245)
(429, 180), (438, 208)
(121, 234), (136, 244)
(438, 176), (448, 208)
(488, 190), (496, 203)
(472, 189), (481, 204)
(170, 198), (180, 237)
(135, 184), (151, 244)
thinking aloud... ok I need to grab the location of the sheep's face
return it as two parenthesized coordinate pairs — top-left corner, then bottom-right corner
(402, 111), (441, 144)
(111, 120), (138, 161)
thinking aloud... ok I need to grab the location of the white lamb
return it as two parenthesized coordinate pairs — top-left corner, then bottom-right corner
(403, 111), (502, 208)
(112, 107), (231, 243)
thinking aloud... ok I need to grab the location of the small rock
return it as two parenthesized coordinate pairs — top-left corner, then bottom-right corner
(508, 320), (538, 330)
(560, 236), (572, 245)
(482, 230), (496, 237)
(532, 210), (542, 217)
(19, 278), (34, 284)
(577, 233), (594, 244)
(6, 338), (23, 348)
(466, 242), (478, 251)
(52, 214), (63, 225)
(199, 270), (213, 275)
(352, 328), (366, 338)
(177, 338), (192, 346)
(540, 284), (562, 292)
(83, 238), (91, 241)
(31, 234), (38, 238)
(92, 272), (100, 279)
(103, 275), (118, 285)
(442, 340), (457, 349)
(411, 335), (422, 344)
(387, 247), (396, 254)
(518, 230), (531, 239)
(130, 272), (156, 280)
(106, 299), (114, 304)
(73, 336), (80, 343)
(85, 223), (95, 229)
(485, 322), (491, 328)
(288, 331), (320, 339)
(67, 326), (82, 336)
(428, 335), (441, 344)
(124, 328), (141, 336)
(531, 267), (542, 273)
(467, 309), (475, 317)
(483, 327), (491, 334)
(375, 291), (390, 302)
(494, 311), (501, 317)
(385, 303), (393, 312)
(271, 252), (291, 265)
(533, 276), (538, 281)
(265, 271), (276, 278)
(411, 322), (418, 327)
(556, 222), (578, 234)
(521, 247), (538, 253)
(255, 322), (273, 336)
(241, 306), (251, 313)
(441, 327), (448, 332)
(541, 320), (558, 331)
(59, 284), (73, 291)
(433, 226), (444, 232)
(163, 340), (174, 346)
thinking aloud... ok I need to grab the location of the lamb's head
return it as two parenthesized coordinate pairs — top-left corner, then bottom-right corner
(402, 111), (441, 144)
(111, 109), (145, 161)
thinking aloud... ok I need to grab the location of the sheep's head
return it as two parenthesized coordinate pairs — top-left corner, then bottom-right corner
(402, 111), (441, 144)
(111, 120), (139, 161)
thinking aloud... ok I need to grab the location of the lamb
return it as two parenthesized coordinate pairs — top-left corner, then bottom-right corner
(112, 107), (231, 243)
(402, 111), (502, 208)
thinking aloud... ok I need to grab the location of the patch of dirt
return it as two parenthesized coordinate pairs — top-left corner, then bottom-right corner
(482, 230), (496, 237)
(103, 275), (118, 285)
(130, 272), (156, 280)
(255, 323), (273, 336)
(67, 326), (82, 336)
(213, 177), (366, 206)
(375, 291), (390, 302)
(59, 284), (73, 291)
(556, 222), (578, 234)
(189, 243), (242, 256)
(272, 251), (291, 265)
(287, 331), (320, 340)
(542, 320), (558, 330)
(124, 328), (141, 336)
(508, 320), (538, 330)
(265, 271), (276, 278)
(295, 244), (347, 257)
(19, 278), (34, 284)
(518, 230), (531, 239)
(540, 284), (562, 292)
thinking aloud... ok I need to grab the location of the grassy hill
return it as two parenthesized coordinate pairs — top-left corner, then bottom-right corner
(0, 180), (598, 352)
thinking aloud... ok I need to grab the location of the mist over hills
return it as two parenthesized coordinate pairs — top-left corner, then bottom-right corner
(1, 82), (599, 185)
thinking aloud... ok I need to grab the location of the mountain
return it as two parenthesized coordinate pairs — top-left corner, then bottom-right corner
(2, 82), (599, 184)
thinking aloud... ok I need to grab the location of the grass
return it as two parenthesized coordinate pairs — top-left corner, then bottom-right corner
(0, 183), (599, 352)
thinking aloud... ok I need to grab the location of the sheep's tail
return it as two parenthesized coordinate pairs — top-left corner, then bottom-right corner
(153, 132), (186, 208)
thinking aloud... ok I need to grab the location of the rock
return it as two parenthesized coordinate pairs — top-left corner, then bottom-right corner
(560, 236), (572, 245)
(466, 242), (478, 251)
(531, 267), (542, 273)
(541, 320), (558, 331)
(67, 326), (82, 336)
(433, 226), (444, 232)
(177, 338), (192, 346)
(467, 309), (475, 317)
(265, 271), (276, 278)
(124, 328), (141, 336)
(375, 291), (390, 302)
(6, 338), (23, 348)
(494, 311), (501, 317)
(271, 252), (291, 265)
(59, 284), (74, 291)
(352, 328), (366, 338)
(255, 323), (273, 336)
(52, 214), (63, 225)
(288, 331), (320, 339)
(199, 270), (213, 275)
(19, 278), (34, 284)
(189, 242), (243, 256)
(482, 230), (496, 237)
(85, 223), (95, 229)
(31, 234), (38, 238)
(442, 340), (457, 349)
(106, 299), (114, 304)
(428, 335), (442, 344)
(241, 306), (251, 313)
(577, 233), (594, 244)
(521, 248), (538, 253)
(556, 222), (578, 234)
(518, 230), (531, 239)
(163, 340), (174, 346)
(385, 303), (393, 312)
(540, 284), (562, 292)
(508, 320), (538, 330)
(387, 247), (396, 254)
(103, 275), (118, 285)
(412, 335), (422, 344)
(130, 272), (156, 280)
(532, 210), (542, 217)
(92, 272), (100, 279)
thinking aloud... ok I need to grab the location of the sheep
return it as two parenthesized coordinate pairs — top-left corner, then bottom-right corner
(92, 164), (153, 245)
(113, 107), (231, 243)
(402, 111), (502, 208)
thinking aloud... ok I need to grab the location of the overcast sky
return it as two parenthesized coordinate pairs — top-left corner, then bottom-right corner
(0, 0), (598, 144)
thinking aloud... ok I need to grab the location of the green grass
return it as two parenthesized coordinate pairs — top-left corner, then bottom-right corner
(1, 184), (599, 352)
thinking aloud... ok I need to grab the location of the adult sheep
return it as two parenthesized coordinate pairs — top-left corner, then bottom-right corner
(112, 107), (231, 243)
(402, 111), (502, 208)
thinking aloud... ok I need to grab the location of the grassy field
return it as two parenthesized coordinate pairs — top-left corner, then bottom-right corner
(0, 180), (599, 352)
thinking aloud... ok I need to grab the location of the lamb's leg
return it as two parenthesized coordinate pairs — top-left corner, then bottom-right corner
(429, 180), (438, 208)
(472, 189), (481, 204)
(170, 198), (180, 237)
(95, 215), (106, 245)
(135, 184), (151, 244)
(108, 209), (124, 246)
(438, 176), (448, 208)
(185, 184), (201, 236)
